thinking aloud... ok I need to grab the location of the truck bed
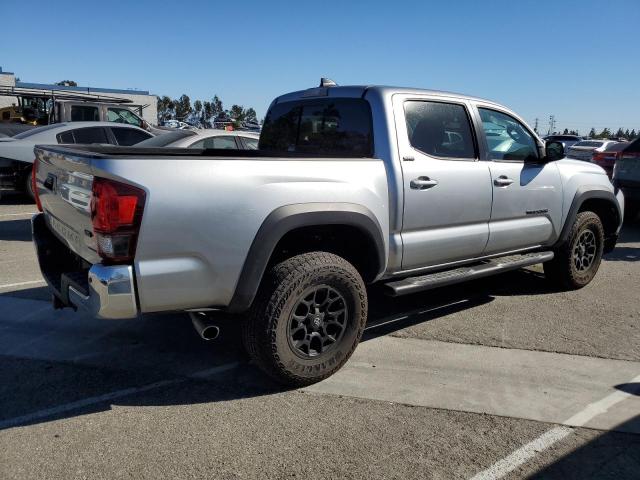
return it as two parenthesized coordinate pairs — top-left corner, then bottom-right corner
(33, 143), (389, 314)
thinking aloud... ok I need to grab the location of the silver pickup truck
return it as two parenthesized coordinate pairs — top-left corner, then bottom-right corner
(31, 80), (624, 386)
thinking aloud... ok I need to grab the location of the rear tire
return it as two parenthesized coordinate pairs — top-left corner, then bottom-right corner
(242, 252), (367, 386)
(544, 211), (604, 290)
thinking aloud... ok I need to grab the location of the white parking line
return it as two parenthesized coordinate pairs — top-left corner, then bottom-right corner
(0, 362), (240, 430)
(469, 373), (640, 480)
(469, 427), (572, 480)
(0, 280), (46, 290)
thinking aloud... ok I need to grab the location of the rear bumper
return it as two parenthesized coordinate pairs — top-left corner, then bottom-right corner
(32, 213), (139, 319)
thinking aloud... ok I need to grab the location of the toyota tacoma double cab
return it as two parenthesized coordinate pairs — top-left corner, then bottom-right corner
(31, 80), (624, 386)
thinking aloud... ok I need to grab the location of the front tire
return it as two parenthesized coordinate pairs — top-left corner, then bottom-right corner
(242, 252), (367, 386)
(544, 211), (604, 289)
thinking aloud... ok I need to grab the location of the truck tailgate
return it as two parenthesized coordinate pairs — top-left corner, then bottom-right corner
(34, 146), (101, 264)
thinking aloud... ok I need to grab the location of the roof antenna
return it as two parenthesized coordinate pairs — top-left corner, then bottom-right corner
(319, 78), (337, 87)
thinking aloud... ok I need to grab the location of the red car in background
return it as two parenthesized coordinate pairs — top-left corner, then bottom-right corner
(591, 142), (629, 178)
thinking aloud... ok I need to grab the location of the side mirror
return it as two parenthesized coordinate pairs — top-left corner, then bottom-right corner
(545, 141), (564, 161)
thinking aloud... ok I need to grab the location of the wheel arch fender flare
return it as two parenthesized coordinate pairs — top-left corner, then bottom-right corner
(227, 203), (386, 313)
(555, 186), (622, 247)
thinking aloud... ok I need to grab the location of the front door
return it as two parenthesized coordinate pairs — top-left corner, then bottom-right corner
(475, 106), (562, 253)
(394, 95), (493, 270)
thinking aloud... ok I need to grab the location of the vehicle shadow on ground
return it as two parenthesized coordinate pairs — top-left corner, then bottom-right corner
(0, 219), (33, 242)
(527, 414), (640, 479)
(0, 192), (33, 205)
(2, 224), (639, 431)
(0, 268), (560, 431)
(0, 286), (50, 301)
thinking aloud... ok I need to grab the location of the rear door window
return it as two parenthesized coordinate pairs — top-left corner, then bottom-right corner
(70, 105), (99, 122)
(404, 101), (476, 159)
(189, 136), (239, 149)
(259, 98), (373, 156)
(111, 127), (152, 146)
(68, 127), (110, 144)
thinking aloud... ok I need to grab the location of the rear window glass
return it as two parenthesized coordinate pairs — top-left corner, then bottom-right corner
(111, 127), (152, 146)
(573, 141), (604, 148)
(71, 105), (99, 122)
(626, 137), (640, 153)
(56, 131), (75, 143)
(135, 129), (196, 147)
(259, 98), (373, 156)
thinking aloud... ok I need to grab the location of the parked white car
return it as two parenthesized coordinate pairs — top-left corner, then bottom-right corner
(0, 122), (152, 198)
(135, 129), (259, 150)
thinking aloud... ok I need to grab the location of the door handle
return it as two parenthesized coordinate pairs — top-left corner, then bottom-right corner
(410, 177), (438, 190)
(494, 175), (514, 187)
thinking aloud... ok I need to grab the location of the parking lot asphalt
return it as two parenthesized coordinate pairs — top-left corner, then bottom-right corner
(1, 193), (639, 479)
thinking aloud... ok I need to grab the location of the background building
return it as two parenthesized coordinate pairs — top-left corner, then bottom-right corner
(0, 67), (158, 124)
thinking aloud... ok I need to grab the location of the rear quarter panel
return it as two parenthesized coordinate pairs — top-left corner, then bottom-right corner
(112, 157), (389, 312)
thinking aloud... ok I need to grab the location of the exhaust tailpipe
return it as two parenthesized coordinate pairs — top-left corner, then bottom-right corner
(190, 312), (220, 341)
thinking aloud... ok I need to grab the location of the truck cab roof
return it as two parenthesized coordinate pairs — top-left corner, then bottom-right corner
(274, 84), (503, 109)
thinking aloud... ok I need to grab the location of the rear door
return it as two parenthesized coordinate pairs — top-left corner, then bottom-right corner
(474, 105), (562, 254)
(394, 94), (492, 269)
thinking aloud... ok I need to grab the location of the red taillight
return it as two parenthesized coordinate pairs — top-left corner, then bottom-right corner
(91, 177), (145, 263)
(32, 158), (43, 212)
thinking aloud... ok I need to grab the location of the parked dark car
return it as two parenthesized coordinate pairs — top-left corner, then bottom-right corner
(613, 137), (640, 221)
(543, 134), (583, 150)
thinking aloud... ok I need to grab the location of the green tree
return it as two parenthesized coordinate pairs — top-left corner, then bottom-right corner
(55, 80), (78, 87)
(157, 96), (175, 122)
(212, 95), (223, 116)
(229, 104), (245, 126)
(588, 128), (596, 138)
(203, 101), (213, 127)
(631, 129), (637, 140)
(244, 108), (258, 123)
(615, 128), (625, 139)
(174, 94), (192, 120)
(562, 128), (569, 135)
(597, 128), (611, 139)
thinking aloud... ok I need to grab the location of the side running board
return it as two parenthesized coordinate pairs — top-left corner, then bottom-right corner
(385, 251), (554, 297)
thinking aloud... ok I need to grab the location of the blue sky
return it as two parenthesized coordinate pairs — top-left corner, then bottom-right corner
(3, 0), (639, 133)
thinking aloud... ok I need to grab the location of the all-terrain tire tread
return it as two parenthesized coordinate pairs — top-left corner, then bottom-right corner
(241, 251), (367, 386)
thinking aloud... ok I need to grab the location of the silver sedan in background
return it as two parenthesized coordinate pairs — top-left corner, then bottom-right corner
(136, 129), (259, 150)
(566, 139), (618, 162)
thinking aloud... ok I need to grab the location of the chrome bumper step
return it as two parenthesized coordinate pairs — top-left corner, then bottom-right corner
(385, 251), (554, 296)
